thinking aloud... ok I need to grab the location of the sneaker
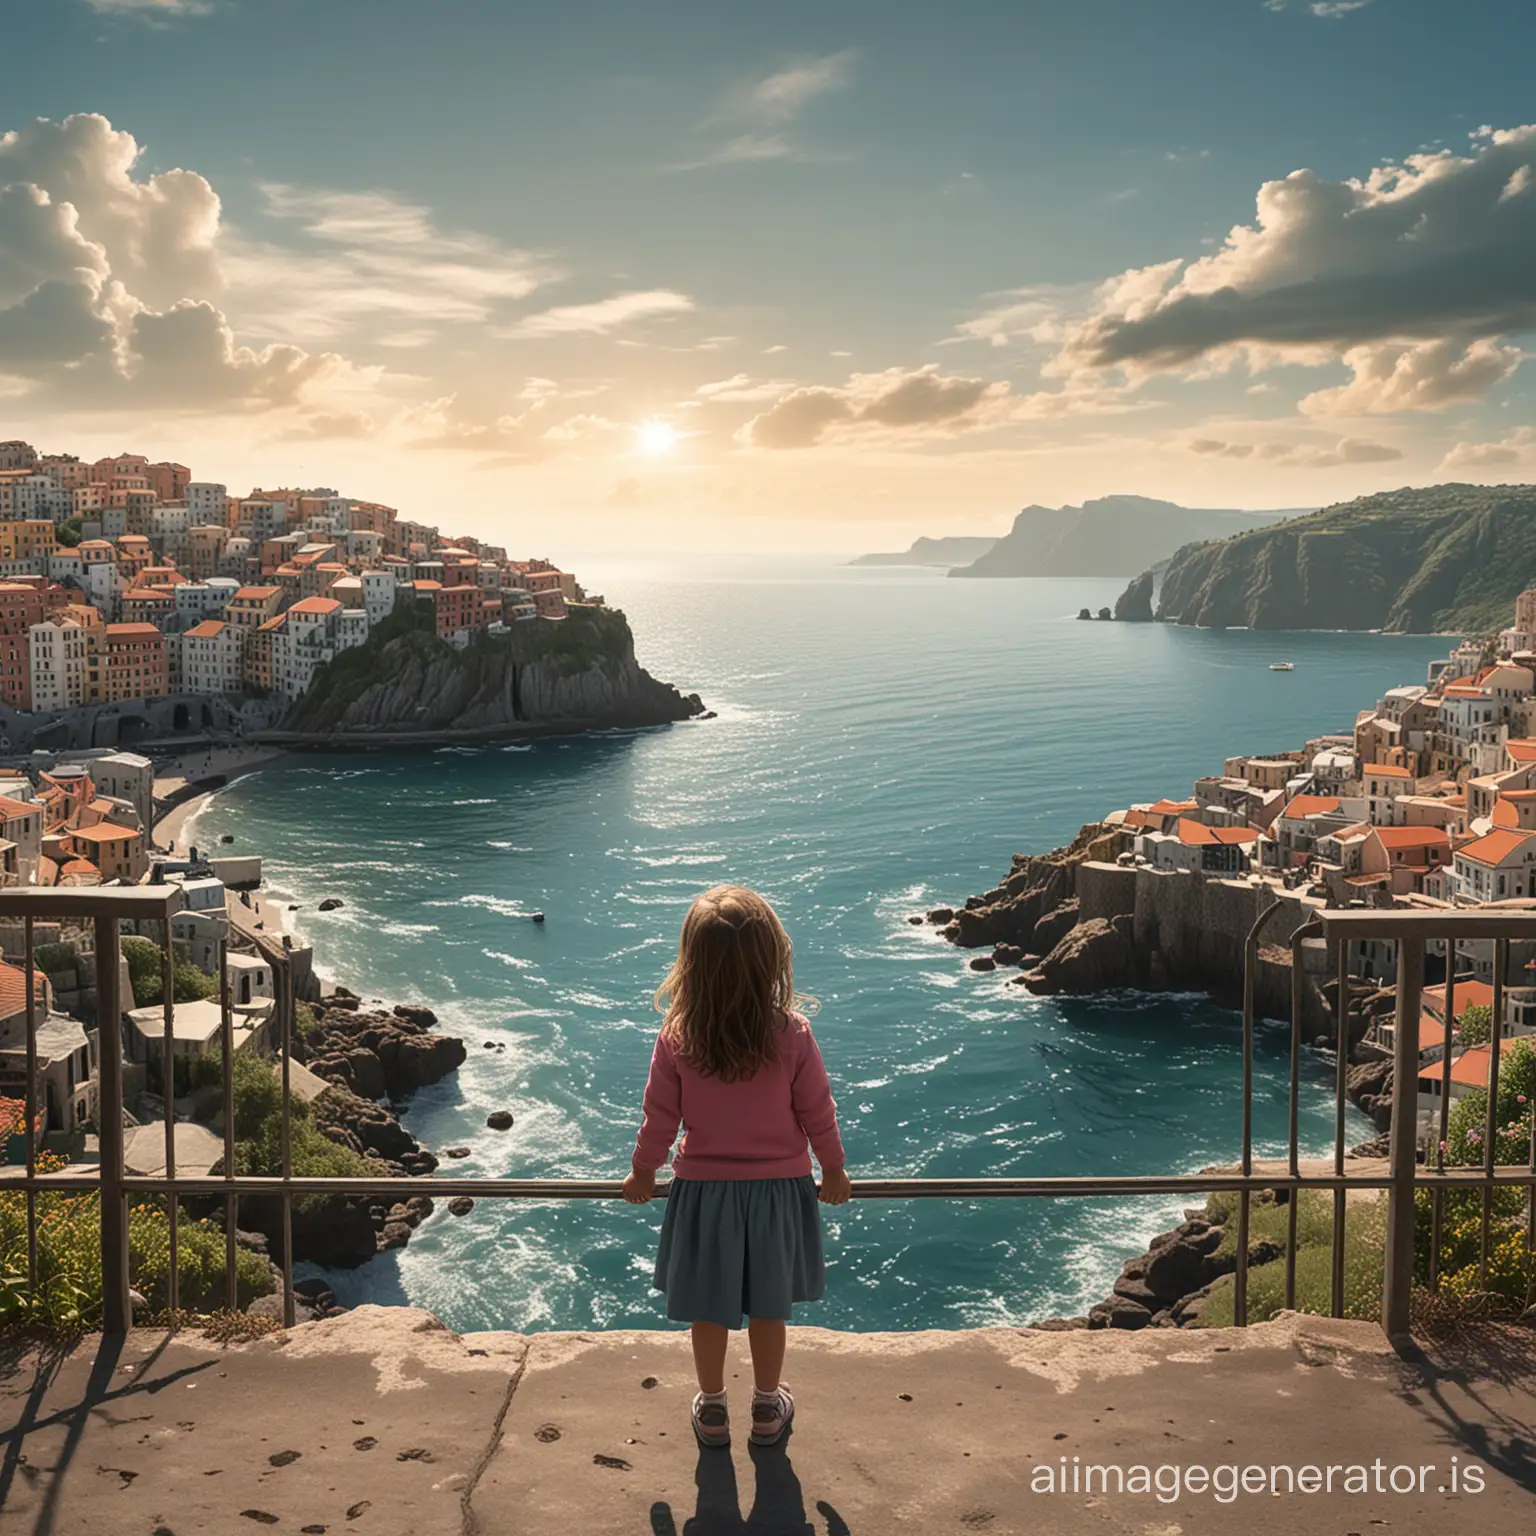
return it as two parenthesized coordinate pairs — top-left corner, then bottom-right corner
(749, 1385), (794, 1447)
(691, 1392), (730, 1449)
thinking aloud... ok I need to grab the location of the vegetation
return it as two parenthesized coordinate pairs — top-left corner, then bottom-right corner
(197, 1048), (375, 1207)
(121, 934), (218, 1008)
(285, 595), (640, 732)
(0, 1155), (272, 1326)
(1198, 1189), (1388, 1327)
(1456, 1002), (1494, 1047)
(54, 517), (83, 549)
(1197, 1041), (1536, 1329)
(1, 1045), (383, 1327)
(1122, 483), (1536, 633)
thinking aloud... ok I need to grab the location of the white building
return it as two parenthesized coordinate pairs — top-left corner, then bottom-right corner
(186, 482), (229, 523)
(361, 568), (397, 629)
(181, 620), (243, 696)
(339, 608), (369, 652)
(150, 503), (192, 554)
(27, 620), (88, 712)
(1451, 828), (1536, 903)
(92, 753), (154, 832)
(274, 596), (342, 700)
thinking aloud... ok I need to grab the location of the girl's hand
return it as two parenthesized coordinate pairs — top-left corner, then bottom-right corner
(622, 1168), (656, 1204)
(818, 1167), (852, 1205)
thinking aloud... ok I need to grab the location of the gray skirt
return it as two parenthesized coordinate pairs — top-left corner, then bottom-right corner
(653, 1175), (826, 1329)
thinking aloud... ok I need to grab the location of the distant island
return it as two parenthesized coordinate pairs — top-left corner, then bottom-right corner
(849, 535), (998, 568)
(1113, 483), (1536, 633)
(947, 495), (1310, 579)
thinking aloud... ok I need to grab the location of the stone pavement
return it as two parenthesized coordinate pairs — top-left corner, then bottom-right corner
(3, 1306), (1535, 1535)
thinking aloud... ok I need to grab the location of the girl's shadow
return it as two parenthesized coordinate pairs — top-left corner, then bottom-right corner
(648, 1432), (851, 1536)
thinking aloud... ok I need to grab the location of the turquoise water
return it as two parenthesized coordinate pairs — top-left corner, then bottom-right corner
(187, 558), (1449, 1332)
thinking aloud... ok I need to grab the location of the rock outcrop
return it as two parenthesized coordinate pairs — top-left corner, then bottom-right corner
(1112, 569), (1155, 622)
(1113, 482), (1536, 634)
(279, 602), (704, 738)
(1022, 916), (1139, 994)
(948, 496), (1298, 580)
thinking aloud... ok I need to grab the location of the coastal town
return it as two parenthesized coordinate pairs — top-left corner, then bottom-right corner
(0, 438), (594, 728)
(928, 586), (1536, 1160)
(0, 434), (618, 1285)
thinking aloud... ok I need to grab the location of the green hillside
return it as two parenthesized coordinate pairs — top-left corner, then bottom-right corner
(1121, 484), (1536, 634)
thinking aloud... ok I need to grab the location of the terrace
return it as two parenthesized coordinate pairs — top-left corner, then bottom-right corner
(3, 890), (1536, 1532)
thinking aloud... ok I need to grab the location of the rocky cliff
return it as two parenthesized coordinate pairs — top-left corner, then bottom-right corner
(850, 535), (998, 567)
(1115, 482), (1536, 633)
(948, 495), (1303, 579)
(279, 603), (703, 739)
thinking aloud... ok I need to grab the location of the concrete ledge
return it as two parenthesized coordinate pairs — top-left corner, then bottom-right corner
(4, 1308), (1535, 1534)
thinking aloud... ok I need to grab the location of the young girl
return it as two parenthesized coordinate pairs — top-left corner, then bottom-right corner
(623, 885), (851, 1450)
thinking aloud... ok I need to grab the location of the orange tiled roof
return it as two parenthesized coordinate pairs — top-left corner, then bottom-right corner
(1365, 763), (1412, 778)
(185, 620), (227, 638)
(69, 822), (139, 843)
(1175, 818), (1260, 847)
(1374, 826), (1450, 850)
(288, 596), (341, 616)
(1455, 828), (1536, 868)
(1281, 794), (1342, 820)
(0, 795), (38, 819)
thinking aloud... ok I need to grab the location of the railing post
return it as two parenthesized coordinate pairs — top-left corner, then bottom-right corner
(95, 912), (131, 1335)
(1383, 935), (1424, 1343)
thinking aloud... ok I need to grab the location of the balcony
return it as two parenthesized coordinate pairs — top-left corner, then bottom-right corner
(2, 893), (1536, 1531)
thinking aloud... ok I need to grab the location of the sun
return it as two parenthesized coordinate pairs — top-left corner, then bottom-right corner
(635, 420), (679, 457)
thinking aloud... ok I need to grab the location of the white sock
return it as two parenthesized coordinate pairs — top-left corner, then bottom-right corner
(699, 1388), (727, 1403)
(752, 1385), (782, 1402)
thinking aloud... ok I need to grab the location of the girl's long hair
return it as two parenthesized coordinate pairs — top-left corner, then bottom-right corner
(654, 885), (810, 1082)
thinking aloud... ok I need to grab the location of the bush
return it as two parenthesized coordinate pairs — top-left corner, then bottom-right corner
(0, 1154), (271, 1326)
(33, 941), (77, 977)
(222, 1048), (375, 1209)
(1198, 1190), (1387, 1328)
(122, 935), (217, 1008)
(1456, 1003), (1493, 1047)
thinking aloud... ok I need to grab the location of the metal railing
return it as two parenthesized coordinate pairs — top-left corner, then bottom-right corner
(2, 890), (1535, 1341)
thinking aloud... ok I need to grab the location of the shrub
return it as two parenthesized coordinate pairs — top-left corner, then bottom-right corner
(0, 1154), (271, 1326)
(1455, 1003), (1493, 1047)
(1197, 1191), (1387, 1328)
(122, 935), (217, 1008)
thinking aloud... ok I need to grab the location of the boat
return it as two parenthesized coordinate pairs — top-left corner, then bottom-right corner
(1270, 662), (1295, 671)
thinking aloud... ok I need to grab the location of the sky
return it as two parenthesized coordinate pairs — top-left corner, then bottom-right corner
(1, 0), (1534, 554)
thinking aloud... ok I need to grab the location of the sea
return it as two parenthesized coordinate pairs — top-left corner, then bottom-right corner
(182, 556), (1452, 1333)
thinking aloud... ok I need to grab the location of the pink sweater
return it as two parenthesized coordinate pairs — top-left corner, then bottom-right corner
(632, 1012), (846, 1181)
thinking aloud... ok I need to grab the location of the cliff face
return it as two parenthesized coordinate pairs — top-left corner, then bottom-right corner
(280, 604), (703, 738)
(1121, 483), (1536, 633)
(949, 495), (1301, 579)
(849, 535), (997, 567)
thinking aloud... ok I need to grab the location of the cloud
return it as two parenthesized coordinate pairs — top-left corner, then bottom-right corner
(737, 364), (1013, 449)
(1054, 124), (1536, 411)
(0, 113), (356, 414)
(235, 183), (556, 339)
(1300, 337), (1524, 416)
(1264, 0), (1374, 14)
(403, 391), (623, 459)
(0, 113), (221, 306)
(274, 409), (377, 443)
(680, 52), (856, 170)
(696, 374), (798, 403)
(950, 291), (1063, 349)
(499, 289), (694, 339)
(83, 0), (214, 17)
(1188, 435), (1403, 467)
(1441, 427), (1536, 469)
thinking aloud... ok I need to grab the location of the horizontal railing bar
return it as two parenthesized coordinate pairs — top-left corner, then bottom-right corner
(0, 886), (184, 919)
(1319, 909), (1536, 940)
(0, 1168), (1510, 1197)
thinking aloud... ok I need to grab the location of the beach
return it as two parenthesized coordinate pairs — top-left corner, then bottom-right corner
(152, 741), (290, 856)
